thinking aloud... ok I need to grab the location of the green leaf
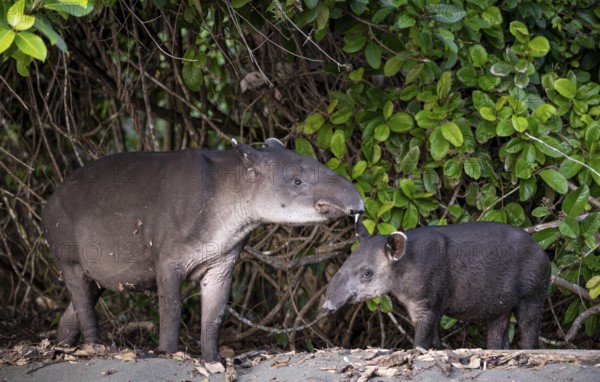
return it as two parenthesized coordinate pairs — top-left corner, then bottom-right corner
(374, 124), (390, 141)
(479, 106), (496, 121)
(509, 21), (529, 42)
(330, 129), (346, 159)
(559, 217), (579, 238)
(496, 119), (514, 137)
(428, 4), (466, 24)
(384, 55), (404, 77)
(399, 179), (416, 198)
(366, 298), (379, 311)
(365, 41), (381, 69)
(478, 73), (501, 90)
(511, 115), (528, 133)
(404, 63), (424, 84)
(490, 62), (513, 77)
(330, 108), (353, 125)
(562, 185), (589, 217)
(532, 207), (551, 217)
(402, 203), (418, 229)
(504, 203), (525, 226)
(343, 34), (366, 53)
(415, 110), (439, 129)
(533, 227), (559, 249)
(429, 126), (449, 160)
(472, 90), (494, 111)
(44, 0), (94, 16)
(586, 276), (600, 290)
(34, 16), (67, 52)
(380, 295), (393, 313)
(469, 44), (488, 68)
(14, 32), (47, 61)
(553, 78), (577, 99)
(377, 202), (394, 218)
(437, 71), (452, 100)
(514, 73), (529, 89)
(563, 300), (581, 324)
(590, 285), (600, 300)
(540, 169), (568, 194)
(230, 0), (250, 8)
(388, 112), (414, 133)
(352, 160), (367, 179)
(559, 156), (584, 179)
(440, 315), (458, 330)
(481, 6), (502, 26)
(303, 113), (325, 134)
(519, 177), (537, 201)
(435, 29), (458, 54)
(0, 26), (16, 54)
(401, 146), (420, 174)
(529, 36), (550, 58)
(377, 222), (397, 235)
(533, 104), (557, 123)
(441, 122), (463, 147)
(304, 0), (319, 9)
(8, 0), (35, 31)
(394, 14), (416, 29)
(383, 100), (394, 120)
(464, 157), (481, 179)
(348, 68), (363, 81)
(294, 138), (316, 158)
(443, 159), (462, 178)
(515, 158), (532, 179)
(182, 64), (203, 92)
(423, 168), (440, 193)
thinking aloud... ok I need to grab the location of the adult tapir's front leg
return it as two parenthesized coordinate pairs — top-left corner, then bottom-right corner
(200, 254), (237, 362)
(156, 262), (183, 354)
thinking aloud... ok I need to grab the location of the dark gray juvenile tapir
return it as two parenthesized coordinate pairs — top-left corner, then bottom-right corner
(42, 138), (364, 362)
(323, 219), (550, 349)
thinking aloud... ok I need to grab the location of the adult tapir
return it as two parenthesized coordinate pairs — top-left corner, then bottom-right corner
(323, 220), (550, 349)
(42, 138), (364, 361)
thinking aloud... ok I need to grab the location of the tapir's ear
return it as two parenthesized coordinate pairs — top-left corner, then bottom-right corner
(232, 138), (262, 169)
(385, 231), (407, 262)
(355, 215), (371, 243)
(264, 138), (285, 149)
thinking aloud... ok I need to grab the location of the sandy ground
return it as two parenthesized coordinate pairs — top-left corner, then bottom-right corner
(1, 345), (599, 382)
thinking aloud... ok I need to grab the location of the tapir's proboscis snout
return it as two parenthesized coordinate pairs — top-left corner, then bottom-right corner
(323, 220), (550, 350)
(42, 137), (363, 363)
(315, 197), (364, 218)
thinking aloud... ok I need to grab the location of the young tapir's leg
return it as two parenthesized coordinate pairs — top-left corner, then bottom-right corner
(59, 264), (104, 344)
(199, 254), (237, 362)
(57, 286), (104, 346)
(486, 314), (510, 349)
(156, 262), (183, 354)
(515, 300), (543, 349)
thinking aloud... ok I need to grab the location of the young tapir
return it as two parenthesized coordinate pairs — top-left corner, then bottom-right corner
(322, 220), (550, 349)
(42, 138), (364, 362)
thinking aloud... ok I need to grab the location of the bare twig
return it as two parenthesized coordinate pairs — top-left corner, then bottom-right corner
(565, 304), (600, 343)
(525, 132), (600, 179)
(551, 275), (599, 303)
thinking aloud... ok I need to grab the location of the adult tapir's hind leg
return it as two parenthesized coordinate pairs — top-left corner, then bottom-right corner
(57, 263), (104, 345)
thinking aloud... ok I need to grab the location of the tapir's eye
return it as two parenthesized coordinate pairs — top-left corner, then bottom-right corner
(362, 270), (373, 278)
(294, 178), (303, 186)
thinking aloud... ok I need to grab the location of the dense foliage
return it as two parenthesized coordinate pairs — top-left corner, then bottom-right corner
(1, 0), (599, 353)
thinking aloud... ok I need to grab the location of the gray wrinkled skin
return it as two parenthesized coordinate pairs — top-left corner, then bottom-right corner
(42, 138), (364, 362)
(323, 221), (550, 350)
